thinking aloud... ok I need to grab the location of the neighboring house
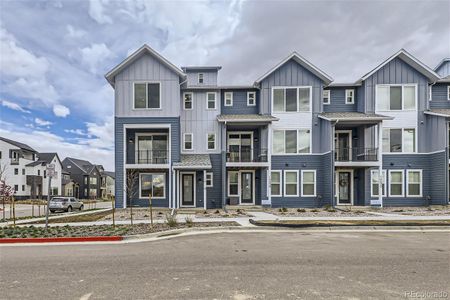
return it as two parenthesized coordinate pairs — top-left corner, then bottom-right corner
(101, 171), (115, 200)
(61, 157), (102, 199)
(107, 45), (449, 209)
(0, 138), (64, 199)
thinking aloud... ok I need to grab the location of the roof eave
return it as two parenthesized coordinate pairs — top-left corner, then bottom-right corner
(424, 111), (450, 118)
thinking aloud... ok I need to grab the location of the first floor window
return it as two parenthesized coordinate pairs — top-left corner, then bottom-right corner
(406, 170), (422, 197)
(323, 90), (330, 104)
(183, 92), (193, 110)
(224, 92), (233, 106)
(247, 92), (256, 106)
(134, 82), (160, 109)
(207, 92), (216, 109)
(270, 171), (282, 196)
(345, 89), (354, 104)
(228, 171), (239, 196)
(140, 173), (165, 198)
(389, 170), (404, 197)
(84, 188), (88, 196)
(273, 129), (311, 154)
(207, 133), (216, 150)
(22, 169), (25, 175)
(14, 168), (18, 175)
(22, 185), (25, 191)
(284, 171), (298, 197)
(301, 170), (316, 197)
(14, 185), (18, 192)
(206, 172), (213, 187)
(371, 170), (386, 197)
(183, 133), (193, 150)
(52, 187), (58, 195)
(382, 128), (415, 153)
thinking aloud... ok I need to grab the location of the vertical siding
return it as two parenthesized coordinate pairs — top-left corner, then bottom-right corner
(185, 70), (218, 86)
(430, 83), (450, 109)
(324, 87), (357, 112)
(207, 154), (223, 208)
(221, 90), (259, 115)
(425, 114), (448, 152)
(435, 61), (450, 77)
(115, 54), (181, 118)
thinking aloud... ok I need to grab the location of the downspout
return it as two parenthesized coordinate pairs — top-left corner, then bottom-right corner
(331, 119), (339, 208)
(222, 121), (227, 212)
(378, 122), (383, 208)
(203, 170), (207, 210)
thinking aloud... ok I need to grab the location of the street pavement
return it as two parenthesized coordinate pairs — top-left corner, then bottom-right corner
(1, 231), (449, 299)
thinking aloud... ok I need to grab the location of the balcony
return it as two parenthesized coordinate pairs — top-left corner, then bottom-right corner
(335, 147), (378, 162)
(135, 150), (169, 165)
(226, 147), (268, 166)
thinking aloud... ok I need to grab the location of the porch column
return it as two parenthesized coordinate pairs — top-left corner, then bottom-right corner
(203, 170), (207, 210)
(267, 123), (272, 205)
(222, 122), (227, 209)
(377, 122), (383, 208)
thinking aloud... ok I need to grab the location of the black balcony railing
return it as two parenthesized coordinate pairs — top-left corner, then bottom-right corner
(335, 147), (378, 162)
(227, 147), (268, 163)
(136, 150), (168, 164)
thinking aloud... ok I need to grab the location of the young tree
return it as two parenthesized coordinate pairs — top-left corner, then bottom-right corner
(125, 169), (138, 226)
(0, 163), (10, 222)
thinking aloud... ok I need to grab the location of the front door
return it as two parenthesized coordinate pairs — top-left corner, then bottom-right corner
(240, 172), (254, 204)
(335, 131), (352, 161)
(337, 171), (352, 205)
(181, 173), (195, 207)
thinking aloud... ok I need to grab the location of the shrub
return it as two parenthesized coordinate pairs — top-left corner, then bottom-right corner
(297, 208), (306, 213)
(185, 216), (194, 227)
(165, 214), (178, 227)
(214, 209), (220, 214)
(311, 209), (319, 212)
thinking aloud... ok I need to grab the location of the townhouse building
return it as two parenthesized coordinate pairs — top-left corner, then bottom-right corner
(107, 45), (449, 209)
(61, 157), (103, 199)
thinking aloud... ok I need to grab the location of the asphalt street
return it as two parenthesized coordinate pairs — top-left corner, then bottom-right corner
(1, 231), (449, 299)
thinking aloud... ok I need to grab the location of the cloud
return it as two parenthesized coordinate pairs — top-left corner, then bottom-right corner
(64, 128), (89, 136)
(80, 43), (114, 73)
(34, 117), (53, 126)
(53, 104), (70, 117)
(88, 0), (113, 24)
(66, 25), (86, 39)
(1, 99), (30, 113)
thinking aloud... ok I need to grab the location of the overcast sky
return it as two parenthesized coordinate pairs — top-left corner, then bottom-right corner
(1, 0), (449, 170)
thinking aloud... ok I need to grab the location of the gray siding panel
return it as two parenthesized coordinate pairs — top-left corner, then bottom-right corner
(207, 154), (223, 208)
(436, 61), (450, 77)
(186, 70), (218, 86)
(425, 115), (448, 152)
(430, 83), (450, 109)
(324, 87), (357, 112)
(221, 90), (259, 115)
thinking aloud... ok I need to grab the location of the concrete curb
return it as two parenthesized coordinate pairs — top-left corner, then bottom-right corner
(0, 236), (123, 244)
(249, 219), (450, 227)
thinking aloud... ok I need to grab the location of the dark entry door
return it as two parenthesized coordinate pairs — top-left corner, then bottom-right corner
(336, 132), (351, 161)
(338, 172), (352, 205)
(181, 174), (195, 207)
(240, 172), (253, 204)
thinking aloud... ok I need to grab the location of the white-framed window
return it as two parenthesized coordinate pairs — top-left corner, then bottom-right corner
(183, 92), (193, 110)
(247, 92), (256, 106)
(272, 129), (311, 154)
(370, 170), (386, 197)
(206, 92), (216, 110)
(135, 133), (169, 164)
(207, 133), (216, 150)
(406, 170), (422, 197)
(228, 171), (239, 196)
(382, 128), (416, 153)
(198, 73), (204, 84)
(205, 172), (213, 187)
(133, 82), (161, 109)
(90, 177), (97, 185)
(301, 170), (316, 197)
(224, 92), (233, 106)
(376, 85), (416, 111)
(183, 133), (193, 151)
(272, 86), (311, 112)
(323, 90), (330, 105)
(139, 173), (165, 199)
(270, 170), (282, 196)
(284, 170), (299, 197)
(389, 170), (404, 197)
(447, 85), (450, 100)
(345, 89), (354, 104)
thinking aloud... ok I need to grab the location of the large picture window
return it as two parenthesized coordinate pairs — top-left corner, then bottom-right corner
(134, 82), (160, 109)
(406, 170), (422, 197)
(284, 170), (298, 197)
(371, 170), (386, 197)
(301, 170), (316, 197)
(272, 87), (311, 112)
(272, 129), (311, 154)
(382, 128), (416, 153)
(270, 171), (282, 196)
(389, 170), (404, 197)
(376, 85), (416, 111)
(140, 173), (165, 198)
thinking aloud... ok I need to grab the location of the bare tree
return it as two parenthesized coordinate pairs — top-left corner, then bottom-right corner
(0, 163), (9, 222)
(125, 169), (139, 226)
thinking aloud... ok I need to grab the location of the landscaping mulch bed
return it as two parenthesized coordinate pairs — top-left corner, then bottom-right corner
(267, 208), (375, 217)
(0, 222), (239, 239)
(101, 208), (170, 221)
(195, 209), (249, 218)
(29, 209), (112, 224)
(378, 206), (450, 216)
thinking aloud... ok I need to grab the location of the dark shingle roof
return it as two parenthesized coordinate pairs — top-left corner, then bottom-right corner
(173, 154), (212, 169)
(103, 171), (115, 178)
(217, 114), (278, 123)
(37, 153), (57, 164)
(319, 112), (393, 122)
(0, 136), (36, 152)
(424, 109), (450, 117)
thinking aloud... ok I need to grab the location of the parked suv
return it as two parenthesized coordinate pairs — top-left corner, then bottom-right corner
(49, 197), (83, 213)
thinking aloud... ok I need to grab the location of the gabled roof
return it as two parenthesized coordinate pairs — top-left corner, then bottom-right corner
(25, 153), (61, 168)
(103, 171), (115, 179)
(357, 49), (440, 84)
(105, 44), (186, 87)
(434, 58), (450, 71)
(63, 157), (93, 174)
(0, 136), (36, 152)
(254, 52), (334, 86)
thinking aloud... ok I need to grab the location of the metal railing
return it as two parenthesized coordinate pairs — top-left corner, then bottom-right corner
(135, 150), (169, 164)
(226, 147), (268, 163)
(335, 147), (378, 162)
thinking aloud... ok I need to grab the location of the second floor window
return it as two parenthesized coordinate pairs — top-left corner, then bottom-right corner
(382, 128), (416, 153)
(90, 177), (97, 185)
(323, 90), (330, 105)
(273, 87), (311, 112)
(206, 92), (216, 109)
(247, 92), (256, 106)
(273, 129), (311, 154)
(183, 92), (193, 110)
(345, 89), (354, 104)
(376, 85), (416, 111)
(207, 133), (216, 150)
(14, 168), (18, 175)
(224, 92), (233, 106)
(134, 82), (160, 109)
(198, 73), (204, 84)
(183, 133), (193, 150)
